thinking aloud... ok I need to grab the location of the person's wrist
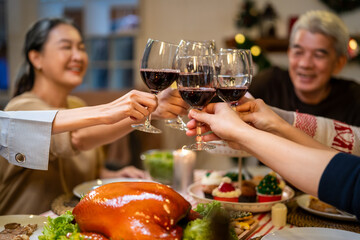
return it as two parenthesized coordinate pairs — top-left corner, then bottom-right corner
(271, 120), (292, 138)
(233, 123), (256, 146)
(98, 103), (120, 125)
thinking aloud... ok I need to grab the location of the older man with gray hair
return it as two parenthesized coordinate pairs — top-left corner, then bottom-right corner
(249, 10), (360, 126)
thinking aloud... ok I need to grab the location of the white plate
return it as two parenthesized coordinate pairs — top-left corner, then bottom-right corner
(0, 215), (47, 240)
(262, 227), (360, 240)
(187, 182), (294, 212)
(296, 194), (357, 222)
(206, 141), (251, 157)
(73, 178), (154, 198)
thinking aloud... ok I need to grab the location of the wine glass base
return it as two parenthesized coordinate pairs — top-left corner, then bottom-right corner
(165, 118), (188, 131)
(183, 142), (216, 151)
(131, 123), (162, 134)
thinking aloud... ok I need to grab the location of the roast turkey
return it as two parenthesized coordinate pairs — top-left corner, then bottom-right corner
(72, 181), (192, 240)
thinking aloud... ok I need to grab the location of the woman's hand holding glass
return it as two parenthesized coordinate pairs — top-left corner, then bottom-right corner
(131, 38), (180, 134)
(105, 89), (158, 124)
(151, 88), (189, 120)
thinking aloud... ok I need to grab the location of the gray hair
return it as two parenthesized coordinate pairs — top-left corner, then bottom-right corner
(289, 10), (349, 57)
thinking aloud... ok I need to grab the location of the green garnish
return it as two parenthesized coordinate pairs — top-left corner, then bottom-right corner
(183, 201), (237, 240)
(39, 211), (82, 240)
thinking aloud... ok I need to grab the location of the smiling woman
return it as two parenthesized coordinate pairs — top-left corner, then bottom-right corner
(13, 18), (87, 99)
(0, 18), (160, 215)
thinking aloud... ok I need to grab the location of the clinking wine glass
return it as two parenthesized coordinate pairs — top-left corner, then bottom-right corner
(165, 39), (216, 130)
(177, 55), (217, 151)
(220, 48), (254, 81)
(131, 39), (179, 134)
(216, 49), (251, 109)
(216, 48), (252, 188)
(177, 39), (216, 56)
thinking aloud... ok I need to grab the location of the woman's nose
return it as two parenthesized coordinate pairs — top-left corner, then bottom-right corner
(72, 48), (86, 61)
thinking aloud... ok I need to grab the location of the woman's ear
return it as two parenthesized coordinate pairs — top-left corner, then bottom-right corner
(333, 55), (347, 75)
(28, 50), (42, 71)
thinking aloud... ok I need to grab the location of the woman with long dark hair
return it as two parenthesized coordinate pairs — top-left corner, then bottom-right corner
(0, 18), (168, 214)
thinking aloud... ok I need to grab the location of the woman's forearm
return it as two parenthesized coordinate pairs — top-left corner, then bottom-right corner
(70, 117), (135, 150)
(52, 106), (108, 134)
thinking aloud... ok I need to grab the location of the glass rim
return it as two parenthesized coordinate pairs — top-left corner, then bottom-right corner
(147, 38), (178, 47)
(176, 54), (214, 59)
(219, 48), (251, 53)
(179, 39), (216, 44)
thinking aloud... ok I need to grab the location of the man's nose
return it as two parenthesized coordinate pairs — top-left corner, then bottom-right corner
(298, 53), (314, 68)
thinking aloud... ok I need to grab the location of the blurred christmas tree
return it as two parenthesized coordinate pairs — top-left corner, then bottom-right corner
(234, 0), (272, 72)
(320, 0), (360, 13)
(234, 34), (271, 72)
(236, 0), (260, 29)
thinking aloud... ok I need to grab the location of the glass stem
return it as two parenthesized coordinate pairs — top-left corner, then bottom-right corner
(230, 102), (238, 111)
(144, 114), (152, 128)
(145, 91), (157, 129)
(177, 115), (188, 129)
(195, 121), (202, 149)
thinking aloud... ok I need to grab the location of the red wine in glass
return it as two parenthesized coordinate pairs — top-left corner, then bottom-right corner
(215, 50), (251, 108)
(176, 55), (216, 151)
(179, 87), (216, 109)
(216, 86), (248, 103)
(140, 69), (179, 94)
(164, 39), (217, 131)
(132, 38), (179, 134)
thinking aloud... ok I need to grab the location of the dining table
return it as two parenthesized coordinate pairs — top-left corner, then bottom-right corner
(38, 169), (360, 240)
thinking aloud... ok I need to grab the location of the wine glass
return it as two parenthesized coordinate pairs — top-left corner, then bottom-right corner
(177, 55), (217, 151)
(177, 39), (216, 56)
(216, 49), (251, 109)
(220, 48), (254, 81)
(131, 39), (179, 134)
(165, 40), (216, 130)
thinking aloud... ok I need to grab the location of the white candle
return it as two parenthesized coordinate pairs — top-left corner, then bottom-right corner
(271, 203), (287, 227)
(173, 148), (196, 193)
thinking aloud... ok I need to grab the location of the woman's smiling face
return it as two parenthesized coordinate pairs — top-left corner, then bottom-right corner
(37, 23), (88, 89)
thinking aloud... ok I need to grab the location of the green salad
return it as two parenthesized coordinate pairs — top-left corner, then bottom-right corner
(183, 201), (237, 240)
(39, 211), (82, 240)
(142, 150), (173, 184)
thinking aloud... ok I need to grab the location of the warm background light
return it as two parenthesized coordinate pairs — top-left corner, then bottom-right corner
(235, 33), (246, 44)
(251, 45), (261, 57)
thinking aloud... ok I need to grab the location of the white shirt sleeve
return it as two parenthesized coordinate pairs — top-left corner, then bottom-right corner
(0, 110), (58, 170)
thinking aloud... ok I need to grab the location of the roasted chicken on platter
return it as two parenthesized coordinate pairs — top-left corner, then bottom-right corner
(72, 182), (192, 240)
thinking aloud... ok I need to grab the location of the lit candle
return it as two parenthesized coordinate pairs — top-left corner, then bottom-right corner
(271, 203), (287, 227)
(173, 148), (196, 193)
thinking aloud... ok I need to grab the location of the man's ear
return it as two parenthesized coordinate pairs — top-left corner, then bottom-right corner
(28, 50), (42, 70)
(333, 55), (347, 75)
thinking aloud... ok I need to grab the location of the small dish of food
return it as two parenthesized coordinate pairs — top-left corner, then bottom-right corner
(296, 194), (357, 221)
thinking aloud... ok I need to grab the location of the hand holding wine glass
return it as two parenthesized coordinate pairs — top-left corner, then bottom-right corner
(164, 39), (216, 130)
(177, 55), (217, 150)
(131, 39), (179, 134)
